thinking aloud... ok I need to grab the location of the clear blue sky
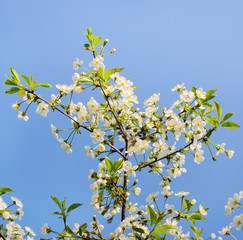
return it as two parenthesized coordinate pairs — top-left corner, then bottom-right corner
(1, 0), (242, 238)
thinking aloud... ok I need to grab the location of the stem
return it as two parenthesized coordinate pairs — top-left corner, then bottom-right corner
(66, 130), (75, 142)
(24, 100), (34, 114)
(70, 131), (76, 145)
(0, 232), (6, 240)
(63, 217), (67, 231)
(92, 51), (96, 58)
(229, 232), (237, 240)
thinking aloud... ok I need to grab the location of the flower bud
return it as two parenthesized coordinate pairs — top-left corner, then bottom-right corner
(104, 39), (109, 46)
(93, 215), (97, 222)
(111, 48), (116, 53)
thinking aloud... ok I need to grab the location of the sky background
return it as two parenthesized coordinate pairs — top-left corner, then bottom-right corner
(1, 0), (243, 238)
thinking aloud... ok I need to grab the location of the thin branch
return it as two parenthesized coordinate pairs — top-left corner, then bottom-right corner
(98, 79), (128, 145)
(27, 90), (92, 133)
(106, 142), (126, 159)
(139, 128), (215, 170)
(0, 232), (6, 240)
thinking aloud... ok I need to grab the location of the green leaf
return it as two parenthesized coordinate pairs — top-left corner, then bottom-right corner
(189, 225), (197, 234)
(93, 37), (102, 47)
(132, 227), (144, 234)
(183, 199), (192, 212)
(67, 203), (83, 213)
(220, 112), (234, 124)
(30, 81), (38, 90)
(62, 198), (67, 211)
(5, 87), (20, 94)
(97, 67), (105, 79)
(152, 233), (166, 240)
(10, 68), (20, 82)
(105, 156), (113, 173)
(4, 79), (18, 86)
(190, 213), (206, 220)
(50, 211), (63, 216)
(20, 75), (31, 85)
(202, 89), (217, 103)
(214, 101), (222, 120)
(155, 225), (176, 230)
(87, 27), (92, 35)
(113, 159), (123, 173)
(206, 115), (218, 127)
(51, 196), (62, 211)
(0, 187), (14, 196)
(147, 205), (157, 226)
(206, 89), (217, 98)
(104, 68), (125, 81)
(221, 121), (240, 129)
(37, 83), (52, 88)
(154, 213), (166, 227)
(78, 223), (88, 235)
(154, 225), (175, 234)
(17, 88), (25, 97)
(60, 231), (77, 238)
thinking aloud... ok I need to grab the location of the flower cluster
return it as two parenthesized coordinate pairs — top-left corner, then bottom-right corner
(0, 188), (36, 240)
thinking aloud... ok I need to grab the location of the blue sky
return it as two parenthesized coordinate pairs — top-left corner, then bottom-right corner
(1, 0), (243, 238)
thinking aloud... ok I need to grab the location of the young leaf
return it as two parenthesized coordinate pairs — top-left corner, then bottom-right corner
(4, 79), (18, 86)
(183, 199), (192, 212)
(147, 205), (157, 226)
(78, 223), (88, 235)
(50, 211), (63, 216)
(10, 68), (20, 82)
(17, 88), (25, 97)
(190, 213), (206, 220)
(104, 68), (125, 81)
(5, 87), (20, 94)
(97, 67), (105, 79)
(51, 196), (62, 211)
(20, 75), (31, 85)
(113, 159), (123, 173)
(67, 203), (83, 213)
(37, 83), (53, 88)
(214, 101), (222, 120)
(152, 233), (166, 239)
(202, 89), (217, 102)
(105, 156), (113, 173)
(0, 187), (14, 196)
(132, 227), (144, 234)
(62, 198), (67, 211)
(154, 225), (175, 234)
(206, 116), (218, 127)
(220, 112), (234, 124)
(221, 121), (240, 129)
(93, 37), (102, 47)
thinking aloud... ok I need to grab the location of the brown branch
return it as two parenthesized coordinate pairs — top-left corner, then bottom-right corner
(0, 232), (6, 240)
(98, 79), (128, 145)
(107, 142), (126, 159)
(139, 128), (215, 170)
(27, 90), (92, 133)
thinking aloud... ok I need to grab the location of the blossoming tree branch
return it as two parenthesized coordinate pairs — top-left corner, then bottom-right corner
(2, 28), (242, 240)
